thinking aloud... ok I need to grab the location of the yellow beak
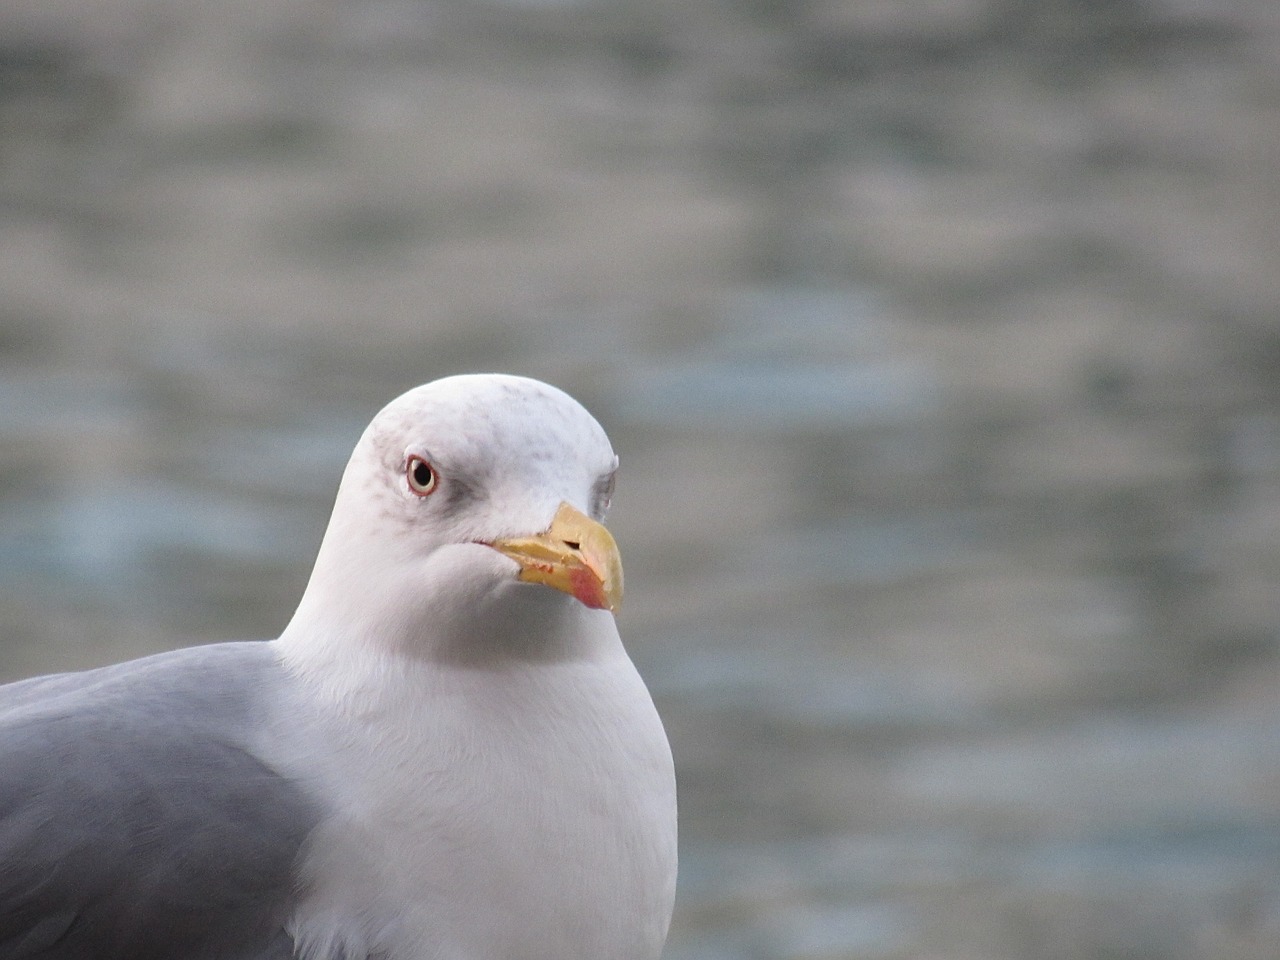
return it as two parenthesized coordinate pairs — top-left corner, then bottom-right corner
(485, 502), (624, 614)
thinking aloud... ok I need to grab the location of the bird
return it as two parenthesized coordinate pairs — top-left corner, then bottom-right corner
(0, 373), (677, 960)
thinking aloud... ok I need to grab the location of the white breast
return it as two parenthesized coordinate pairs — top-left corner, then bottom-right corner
(281, 633), (677, 960)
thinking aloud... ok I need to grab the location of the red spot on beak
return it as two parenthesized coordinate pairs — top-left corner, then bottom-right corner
(569, 566), (609, 611)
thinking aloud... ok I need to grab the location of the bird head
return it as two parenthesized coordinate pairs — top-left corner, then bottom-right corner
(284, 375), (624, 661)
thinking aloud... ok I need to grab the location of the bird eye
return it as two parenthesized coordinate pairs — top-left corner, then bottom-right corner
(407, 456), (438, 496)
(590, 468), (617, 520)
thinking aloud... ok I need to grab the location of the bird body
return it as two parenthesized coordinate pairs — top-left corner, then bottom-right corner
(0, 375), (677, 960)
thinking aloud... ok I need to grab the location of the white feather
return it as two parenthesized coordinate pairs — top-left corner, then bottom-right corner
(271, 375), (677, 960)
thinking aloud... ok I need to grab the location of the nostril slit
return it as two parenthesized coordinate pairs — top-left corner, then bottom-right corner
(565, 541), (581, 551)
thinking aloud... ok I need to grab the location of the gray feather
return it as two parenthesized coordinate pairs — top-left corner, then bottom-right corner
(0, 643), (323, 960)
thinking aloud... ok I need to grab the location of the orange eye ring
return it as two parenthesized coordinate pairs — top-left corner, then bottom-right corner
(407, 456), (438, 496)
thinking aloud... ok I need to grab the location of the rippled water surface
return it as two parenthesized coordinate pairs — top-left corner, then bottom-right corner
(3, 0), (1280, 957)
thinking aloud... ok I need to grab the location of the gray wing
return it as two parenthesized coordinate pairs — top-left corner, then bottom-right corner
(0, 642), (323, 960)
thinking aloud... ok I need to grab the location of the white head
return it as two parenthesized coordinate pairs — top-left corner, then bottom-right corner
(280, 374), (622, 663)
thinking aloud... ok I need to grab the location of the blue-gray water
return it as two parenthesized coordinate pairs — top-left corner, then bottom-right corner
(3, 0), (1280, 957)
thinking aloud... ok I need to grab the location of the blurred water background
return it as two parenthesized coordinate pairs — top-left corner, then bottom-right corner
(3, 0), (1280, 957)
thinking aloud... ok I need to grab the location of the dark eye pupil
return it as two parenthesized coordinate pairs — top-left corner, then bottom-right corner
(412, 461), (433, 487)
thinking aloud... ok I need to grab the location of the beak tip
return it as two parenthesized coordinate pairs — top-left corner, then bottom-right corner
(568, 566), (621, 614)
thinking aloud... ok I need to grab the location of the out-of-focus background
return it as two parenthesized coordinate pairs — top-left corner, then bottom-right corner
(3, 0), (1280, 956)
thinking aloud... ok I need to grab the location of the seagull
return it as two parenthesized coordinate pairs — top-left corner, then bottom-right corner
(0, 374), (677, 960)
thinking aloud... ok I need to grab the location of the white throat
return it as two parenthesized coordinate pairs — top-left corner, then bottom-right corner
(276, 593), (676, 960)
